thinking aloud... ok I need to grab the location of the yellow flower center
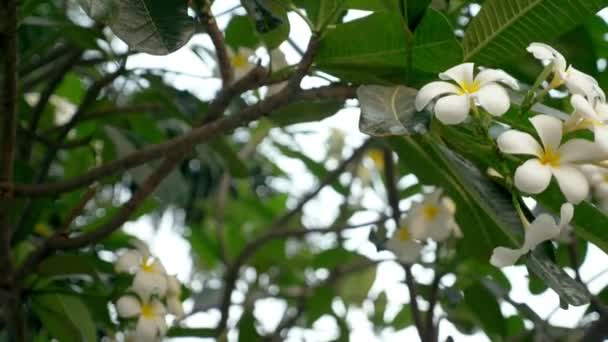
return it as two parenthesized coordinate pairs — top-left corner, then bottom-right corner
(397, 226), (411, 242)
(140, 260), (156, 273)
(548, 74), (565, 89)
(368, 150), (384, 170)
(422, 204), (439, 220)
(539, 148), (560, 167)
(140, 303), (155, 319)
(231, 54), (249, 69)
(457, 80), (481, 95)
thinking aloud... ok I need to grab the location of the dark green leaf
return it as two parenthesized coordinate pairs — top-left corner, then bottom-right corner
(412, 8), (463, 73)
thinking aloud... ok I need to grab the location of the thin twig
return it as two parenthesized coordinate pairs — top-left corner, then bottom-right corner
(199, 6), (233, 86)
(382, 148), (425, 341)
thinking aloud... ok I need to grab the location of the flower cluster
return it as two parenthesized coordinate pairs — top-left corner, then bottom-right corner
(416, 43), (608, 268)
(114, 242), (184, 341)
(387, 189), (461, 263)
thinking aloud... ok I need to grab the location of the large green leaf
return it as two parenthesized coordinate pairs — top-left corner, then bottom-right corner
(271, 99), (343, 127)
(315, 11), (408, 82)
(462, 0), (608, 66)
(241, 0), (290, 48)
(463, 281), (506, 338)
(32, 294), (97, 342)
(412, 8), (463, 73)
(107, 0), (195, 55)
(77, 0), (119, 22)
(357, 85), (428, 136)
(293, 0), (347, 30)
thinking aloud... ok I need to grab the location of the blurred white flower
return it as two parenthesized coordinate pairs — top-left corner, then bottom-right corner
(166, 275), (185, 318)
(116, 296), (167, 341)
(491, 203), (573, 267)
(227, 46), (256, 81)
(567, 94), (608, 151)
(408, 189), (462, 241)
(267, 49), (288, 96)
(386, 223), (423, 263)
(116, 248), (168, 299)
(580, 164), (608, 212)
(415, 63), (519, 125)
(497, 115), (600, 204)
(527, 42), (605, 101)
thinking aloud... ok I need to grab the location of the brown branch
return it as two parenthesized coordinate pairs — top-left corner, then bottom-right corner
(425, 270), (443, 342)
(19, 126), (92, 150)
(5, 84), (355, 198)
(199, 7), (233, 86)
(382, 148), (425, 341)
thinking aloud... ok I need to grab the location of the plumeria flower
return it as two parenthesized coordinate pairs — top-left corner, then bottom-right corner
(497, 114), (601, 204)
(166, 275), (185, 318)
(116, 295), (168, 340)
(527, 42), (605, 101)
(408, 189), (462, 242)
(267, 49), (288, 96)
(116, 248), (168, 298)
(415, 63), (519, 125)
(368, 149), (385, 171)
(386, 222), (423, 263)
(491, 203), (574, 267)
(567, 94), (608, 151)
(227, 46), (256, 81)
(580, 164), (608, 212)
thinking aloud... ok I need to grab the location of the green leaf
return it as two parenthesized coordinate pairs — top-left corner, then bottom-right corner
(241, 0), (290, 49)
(225, 15), (259, 49)
(357, 85), (428, 136)
(238, 310), (261, 342)
(307, 286), (335, 325)
(315, 11), (408, 83)
(271, 100), (343, 127)
(336, 262), (376, 305)
(107, 0), (195, 55)
(294, 0), (347, 30)
(462, 0), (608, 66)
(207, 139), (248, 178)
(391, 304), (412, 330)
(463, 281), (506, 338)
(32, 294), (97, 342)
(412, 8), (463, 73)
(76, 0), (119, 22)
(36, 254), (105, 279)
(167, 327), (215, 338)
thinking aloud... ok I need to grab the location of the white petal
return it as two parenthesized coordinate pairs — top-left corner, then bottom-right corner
(594, 126), (608, 153)
(136, 317), (161, 340)
(167, 296), (185, 318)
(490, 247), (524, 267)
(476, 83), (511, 116)
(514, 159), (552, 194)
(133, 271), (168, 299)
(497, 130), (543, 156)
(116, 295), (141, 318)
(415, 81), (459, 111)
(595, 102), (608, 120)
(526, 43), (567, 73)
(559, 138), (603, 163)
(530, 115), (563, 151)
(439, 63), (475, 86)
(150, 299), (166, 316)
(434, 94), (470, 125)
(115, 250), (142, 274)
(559, 203), (574, 228)
(167, 275), (181, 296)
(155, 316), (168, 335)
(522, 214), (560, 251)
(551, 165), (589, 204)
(565, 67), (603, 101)
(570, 94), (599, 121)
(475, 69), (519, 90)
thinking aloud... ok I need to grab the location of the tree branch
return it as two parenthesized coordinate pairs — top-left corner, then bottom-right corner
(382, 148), (425, 341)
(199, 6), (233, 86)
(4, 84), (355, 198)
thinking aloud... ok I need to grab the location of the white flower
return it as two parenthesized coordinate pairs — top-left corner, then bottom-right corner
(166, 275), (184, 318)
(227, 47), (256, 81)
(408, 189), (461, 241)
(568, 94), (608, 151)
(490, 203), (573, 267)
(386, 224), (423, 263)
(267, 49), (288, 96)
(527, 42), (605, 101)
(415, 63), (519, 125)
(580, 164), (608, 212)
(116, 249), (168, 299)
(497, 114), (601, 204)
(116, 295), (168, 340)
